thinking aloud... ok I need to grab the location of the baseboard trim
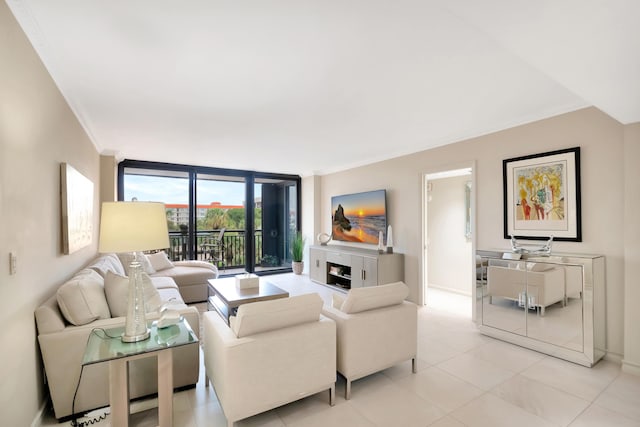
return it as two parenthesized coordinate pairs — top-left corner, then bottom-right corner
(622, 359), (640, 376)
(30, 399), (48, 427)
(604, 351), (623, 365)
(427, 284), (472, 297)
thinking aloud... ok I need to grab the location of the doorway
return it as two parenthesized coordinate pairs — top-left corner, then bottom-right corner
(423, 166), (475, 318)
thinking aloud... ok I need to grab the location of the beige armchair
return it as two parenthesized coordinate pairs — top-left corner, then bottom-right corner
(321, 282), (417, 399)
(203, 293), (336, 427)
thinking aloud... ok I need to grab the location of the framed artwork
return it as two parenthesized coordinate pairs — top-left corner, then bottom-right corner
(61, 163), (94, 254)
(503, 147), (581, 242)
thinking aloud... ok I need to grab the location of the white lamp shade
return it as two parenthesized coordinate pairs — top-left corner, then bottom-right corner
(99, 202), (170, 253)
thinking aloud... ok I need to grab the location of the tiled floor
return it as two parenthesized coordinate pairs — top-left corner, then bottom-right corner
(42, 274), (640, 426)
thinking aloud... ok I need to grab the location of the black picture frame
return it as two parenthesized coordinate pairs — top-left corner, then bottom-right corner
(503, 147), (581, 242)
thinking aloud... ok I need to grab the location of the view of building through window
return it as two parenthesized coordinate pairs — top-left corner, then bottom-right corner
(120, 162), (299, 275)
(123, 174), (262, 232)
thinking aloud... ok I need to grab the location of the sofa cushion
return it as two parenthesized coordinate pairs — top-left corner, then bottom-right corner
(150, 276), (179, 290)
(147, 251), (174, 272)
(104, 271), (163, 317)
(117, 252), (156, 275)
(87, 253), (126, 278)
(56, 269), (111, 326)
(231, 293), (323, 338)
(340, 282), (409, 314)
(152, 265), (216, 286)
(157, 288), (186, 307)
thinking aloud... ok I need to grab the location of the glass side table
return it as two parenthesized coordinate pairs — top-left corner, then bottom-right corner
(82, 318), (198, 427)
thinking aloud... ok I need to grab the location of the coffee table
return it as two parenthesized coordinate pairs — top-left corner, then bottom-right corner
(207, 277), (289, 324)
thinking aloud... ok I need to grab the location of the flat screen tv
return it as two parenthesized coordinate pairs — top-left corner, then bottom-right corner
(331, 189), (387, 244)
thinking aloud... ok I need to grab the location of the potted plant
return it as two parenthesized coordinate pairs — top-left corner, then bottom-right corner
(291, 232), (306, 275)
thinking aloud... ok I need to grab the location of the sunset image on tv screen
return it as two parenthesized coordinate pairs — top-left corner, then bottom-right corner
(331, 190), (386, 244)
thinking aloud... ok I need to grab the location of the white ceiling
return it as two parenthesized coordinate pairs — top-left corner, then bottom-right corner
(8, 0), (640, 176)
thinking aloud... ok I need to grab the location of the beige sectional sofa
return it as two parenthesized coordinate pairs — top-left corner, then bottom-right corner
(35, 252), (215, 419)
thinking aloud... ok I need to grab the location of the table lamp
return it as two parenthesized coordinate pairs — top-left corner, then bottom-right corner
(98, 201), (170, 342)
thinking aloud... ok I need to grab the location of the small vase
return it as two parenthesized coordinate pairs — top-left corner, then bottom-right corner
(292, 261), (304, 275)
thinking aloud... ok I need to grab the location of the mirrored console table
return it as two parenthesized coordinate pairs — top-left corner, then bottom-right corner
(476, 250), (605, 367)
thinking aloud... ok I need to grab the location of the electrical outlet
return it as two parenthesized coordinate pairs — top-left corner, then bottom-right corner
(9, 252), (17, 275)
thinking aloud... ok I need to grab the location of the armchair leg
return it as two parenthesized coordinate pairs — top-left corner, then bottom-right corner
(412, 358), (417, 374)
(345, 379), (351, 400)
(329, 384), (335, 406)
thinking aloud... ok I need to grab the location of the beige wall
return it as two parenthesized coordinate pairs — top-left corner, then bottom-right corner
(0, 3), (99, 425)
(100, 155), (118, 203)
(623, 123), (640, 374)
(301, 175), (322, 273)
(427, 174), (473, 295)
(319, 107), (627, 359)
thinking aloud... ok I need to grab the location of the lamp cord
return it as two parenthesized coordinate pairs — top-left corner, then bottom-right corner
(70, 328), (119, 426)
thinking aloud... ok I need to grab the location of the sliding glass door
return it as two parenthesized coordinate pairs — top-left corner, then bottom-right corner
(255, 177), (299, 272)
(195, 174), (246, 273)
(119, 160), (300, 276)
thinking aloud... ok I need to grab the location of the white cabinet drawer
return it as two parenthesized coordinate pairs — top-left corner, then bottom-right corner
(326, 251), (351, 266)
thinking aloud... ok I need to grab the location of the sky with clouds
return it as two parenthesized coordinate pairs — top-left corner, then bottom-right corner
(123, 175), (260, 206)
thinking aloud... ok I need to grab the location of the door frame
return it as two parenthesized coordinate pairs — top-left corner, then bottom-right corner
(421, 161), (477, 320)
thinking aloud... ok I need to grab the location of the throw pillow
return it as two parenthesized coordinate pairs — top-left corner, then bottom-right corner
(117, 252), (156, 275)
(138, 252), (156, 274)
(340, 281), (409, 314)
(104, 271), (130, 317)
(87, 253), (126, 278)
(57, 269), (111, 326)
(147, 251), (174, 272)
(104, 271), (164, 317)
(141, 272), (164, 313)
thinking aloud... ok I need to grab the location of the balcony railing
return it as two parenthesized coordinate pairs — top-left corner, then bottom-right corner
(167, 229), (263, 269)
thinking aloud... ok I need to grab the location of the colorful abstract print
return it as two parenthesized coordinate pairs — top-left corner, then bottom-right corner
(515, 162), (565, 221)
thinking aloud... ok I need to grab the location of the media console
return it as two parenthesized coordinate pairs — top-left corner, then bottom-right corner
(309, 245), (404, 291)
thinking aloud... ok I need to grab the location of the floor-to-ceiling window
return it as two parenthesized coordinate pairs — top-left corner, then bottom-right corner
(119, 160), (300, 276)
